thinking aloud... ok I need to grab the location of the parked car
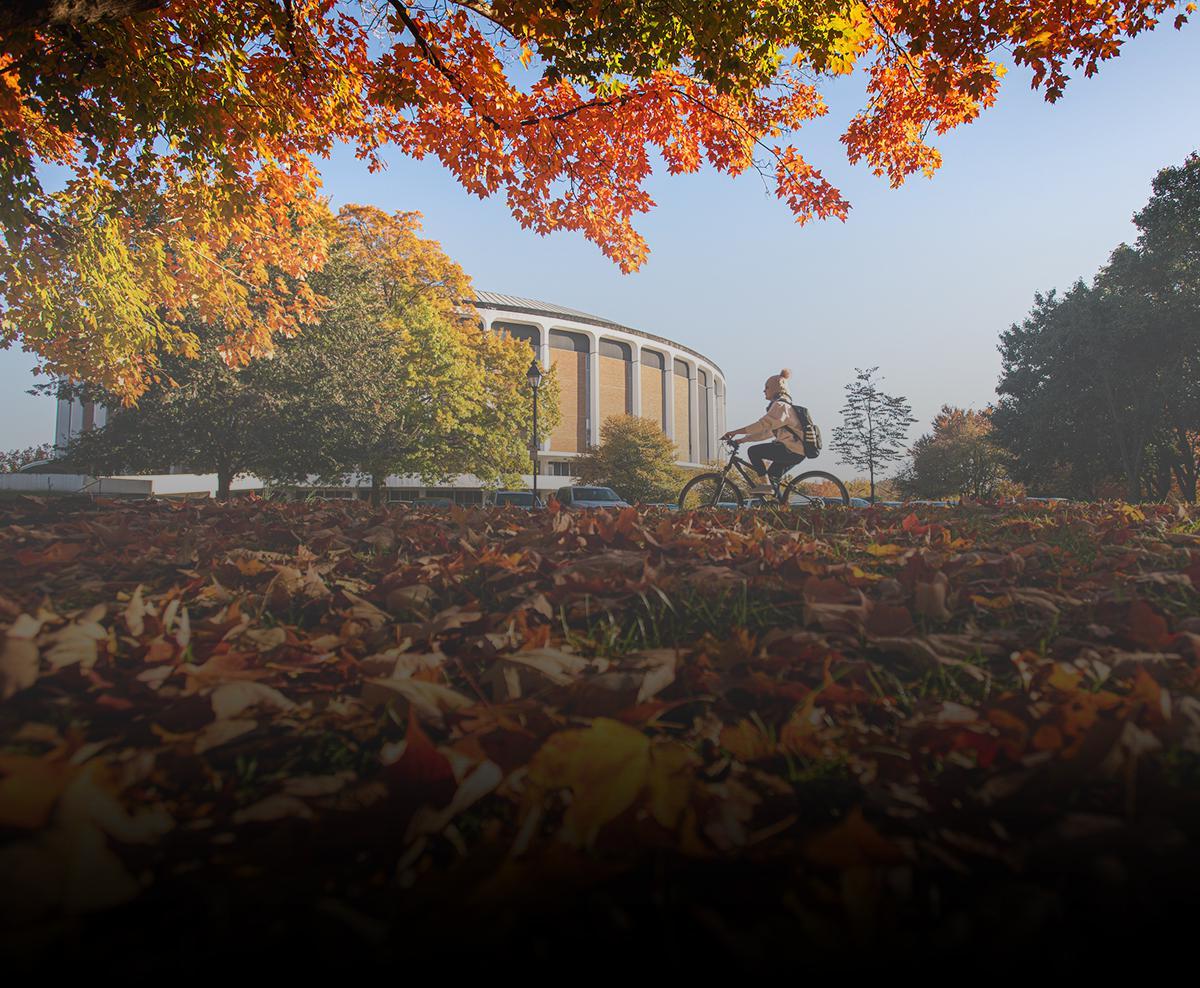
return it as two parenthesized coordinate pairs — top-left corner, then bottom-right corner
(644, 502), (680, 511)
(906, 499), (951, 507)
(555, 485), (630, 508)
(489, 490), (544, 509)
(411, 497), (453, 508)
(848, 497), (871, 508)
(878, 500), (904, 508)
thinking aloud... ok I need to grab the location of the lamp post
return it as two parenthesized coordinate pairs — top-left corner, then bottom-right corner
(526, 358), (544, 504)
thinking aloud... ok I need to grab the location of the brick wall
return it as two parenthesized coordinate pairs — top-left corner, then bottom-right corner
(550, 350), (588, 452)
(640, 365), (664, 428)
(599, 355), (630, 427)
(673, 368), (691, 461)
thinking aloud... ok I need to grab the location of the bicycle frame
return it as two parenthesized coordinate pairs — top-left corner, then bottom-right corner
(715, 441), (788, 501)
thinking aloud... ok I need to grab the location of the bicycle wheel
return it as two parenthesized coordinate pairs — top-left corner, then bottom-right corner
(678, 473), (743, 510)
(781, 471), (850, 508)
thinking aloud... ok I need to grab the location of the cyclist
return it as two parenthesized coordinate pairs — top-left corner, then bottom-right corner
(719, 368), (806, 494)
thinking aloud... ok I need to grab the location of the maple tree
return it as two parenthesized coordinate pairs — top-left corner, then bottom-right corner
(256, 205), (559, 500)
(898, 405), (1014, 501)
(2, 1), (1194, 398)
(573, 413), (688, 504)
(52, 205), (555, 499)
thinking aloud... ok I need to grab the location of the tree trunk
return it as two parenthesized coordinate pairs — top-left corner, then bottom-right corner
(370, 473), (384, 505)
(217, 469), (232, 502)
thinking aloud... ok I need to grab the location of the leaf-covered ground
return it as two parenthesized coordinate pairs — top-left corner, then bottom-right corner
(2, 496), (1199, 974)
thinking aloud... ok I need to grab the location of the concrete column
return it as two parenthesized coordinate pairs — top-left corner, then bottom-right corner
(587, 335), (601, 447)
(663, 353), (675, 448)
(687, 362), (700, 464)
(630, 342), (641, 417)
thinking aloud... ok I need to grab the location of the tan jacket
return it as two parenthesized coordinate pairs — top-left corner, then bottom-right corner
(735, 397), (806, 455)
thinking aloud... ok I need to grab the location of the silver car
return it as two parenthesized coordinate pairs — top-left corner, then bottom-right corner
(555, 485), (630, 508)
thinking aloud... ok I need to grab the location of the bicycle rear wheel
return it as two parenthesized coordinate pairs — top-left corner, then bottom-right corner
(678, 473), (743, 510)
(781, 471), (850, 508)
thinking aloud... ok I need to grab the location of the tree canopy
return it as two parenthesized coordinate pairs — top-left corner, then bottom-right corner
(2, 1), (1192, 396)
(574, 414), (687, 504)
(993, 153), (1200, 502)
(57, 204), (554, 499)
(897, 406), (1014, 501)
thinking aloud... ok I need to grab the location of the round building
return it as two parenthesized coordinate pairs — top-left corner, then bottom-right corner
(476, 292), (726, 483)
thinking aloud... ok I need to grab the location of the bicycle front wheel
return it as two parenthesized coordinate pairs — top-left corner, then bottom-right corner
(678, 473), (743, 510)
(781, 471), (850, 508)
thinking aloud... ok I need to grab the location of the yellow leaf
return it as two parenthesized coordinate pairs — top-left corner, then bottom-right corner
(645, 742), (696, 830)
(527, 719), (649, 847)
(864, 543), (905, 557)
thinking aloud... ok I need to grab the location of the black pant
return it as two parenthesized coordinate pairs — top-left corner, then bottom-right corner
(747, 441), (805, 483)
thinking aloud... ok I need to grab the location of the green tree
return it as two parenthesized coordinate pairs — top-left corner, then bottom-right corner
(994, 154), (1200, 503)
(262, 207), (558, 501)
(829, 367), (917, 504)
(53, 327), (278, 500)
(574, 415), (688, 504)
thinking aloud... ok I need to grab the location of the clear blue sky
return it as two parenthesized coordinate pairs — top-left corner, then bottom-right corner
(2, 25), (1197, 470)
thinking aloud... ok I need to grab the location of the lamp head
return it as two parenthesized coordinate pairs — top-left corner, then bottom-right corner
(526, 359), (543, 390)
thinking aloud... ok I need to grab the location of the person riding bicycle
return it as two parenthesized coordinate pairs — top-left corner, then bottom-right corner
(719, 368), (806, 494)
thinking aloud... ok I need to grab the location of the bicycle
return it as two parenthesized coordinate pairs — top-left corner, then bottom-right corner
(677, 438), (850, 510)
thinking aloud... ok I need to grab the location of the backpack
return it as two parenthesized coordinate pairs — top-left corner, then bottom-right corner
(787, 403), (822, 459)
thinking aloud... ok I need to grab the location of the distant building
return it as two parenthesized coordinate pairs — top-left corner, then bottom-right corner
(474, 292), (726, 479)
(54, 392), (107, 454)
(51, 293), (726, 501)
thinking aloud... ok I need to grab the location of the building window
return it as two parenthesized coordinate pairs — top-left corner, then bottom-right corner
(549, 329), (588, 352)
(599, 339), (630, 360)
(549, 461), (576, 477)
(494, 321), (540, 352)
(640, 349), (664, 369)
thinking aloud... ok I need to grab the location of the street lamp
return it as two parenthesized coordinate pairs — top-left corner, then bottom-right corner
(526, 358), (544, 503)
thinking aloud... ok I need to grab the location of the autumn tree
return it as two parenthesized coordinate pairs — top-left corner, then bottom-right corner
(0, 444), (54, 473)
(830, 367), (917, 504)
(57, 204), (554, 501)
(254, 205), (559, 501)
(574, 415), (688, 504)
(2, 1), (1193, 397)
(896, 406), (1012, 500)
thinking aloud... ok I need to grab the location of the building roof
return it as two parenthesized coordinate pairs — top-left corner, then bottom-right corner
(472, 291), (723, 379)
